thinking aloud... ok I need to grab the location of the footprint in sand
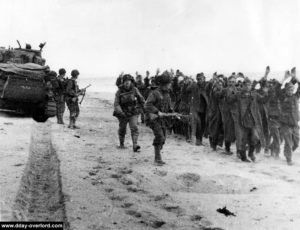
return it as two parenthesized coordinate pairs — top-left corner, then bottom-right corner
(121, 202), (134, 208)
(190, 214), (203, 221)
(176, 172), (201, 187)
(161, 204), (186, 216)
(280, 176), (295, 183)
(153, 170), (168, 177)
(109, 194), (127, 201)
(104, 188), (114, 193)
(138, 211), (166, 228)
(118, 167), (133, 174)
(151, 194), (170, 202)
(125, 209), (142, 218)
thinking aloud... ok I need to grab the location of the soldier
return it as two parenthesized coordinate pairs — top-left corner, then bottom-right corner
(113, 74), (145, 152)
(65, 69), (85, 129)
(278, 69), (300, 165)
(267, 79), (282, 158)
(135, 74), (146, 123)
(220, 75), (238, 155)
(186, 73), (208, 146)
(207, 78), (224, 151)
(228, 78), (267, 162)
(55, 68), (67, 124)
(144, 74), (173, 166)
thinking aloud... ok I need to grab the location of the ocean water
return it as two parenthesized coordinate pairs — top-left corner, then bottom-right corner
(78, 77), (117, 93)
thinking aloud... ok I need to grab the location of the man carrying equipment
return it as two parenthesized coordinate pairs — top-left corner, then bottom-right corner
(65, 69), (85, 129)
(113, 74), (145, 152)
(145, 73), (174, 166)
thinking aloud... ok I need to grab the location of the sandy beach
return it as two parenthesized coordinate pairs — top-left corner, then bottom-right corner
(1, 92), (300, 230)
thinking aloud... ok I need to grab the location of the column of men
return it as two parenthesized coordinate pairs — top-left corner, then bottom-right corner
(114, 67), (299, 166)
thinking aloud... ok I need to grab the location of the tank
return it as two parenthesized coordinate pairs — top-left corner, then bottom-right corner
(0, 41), (56, 122)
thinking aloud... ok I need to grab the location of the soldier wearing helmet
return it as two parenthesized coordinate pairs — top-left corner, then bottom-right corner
(54, 68), (67, 124)
(113, 74), (145, 152)
(65, 69), (85, 129)
(144, 73), (173, 166)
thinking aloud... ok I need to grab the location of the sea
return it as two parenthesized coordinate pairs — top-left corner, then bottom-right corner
(78, 77), (116, 100)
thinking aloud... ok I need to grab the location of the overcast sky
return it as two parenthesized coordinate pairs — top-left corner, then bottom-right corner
(0, 0), (299, 77)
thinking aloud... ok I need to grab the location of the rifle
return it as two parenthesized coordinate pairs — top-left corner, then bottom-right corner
(149, 112), (183, 121)
(79, 84), (91, 104)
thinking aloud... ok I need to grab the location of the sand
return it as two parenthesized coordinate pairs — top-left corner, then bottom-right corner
(1, 92), (300, 230)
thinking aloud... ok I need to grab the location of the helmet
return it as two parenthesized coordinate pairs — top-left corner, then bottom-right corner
(122, 74), (134, 82)
(48, 70), (57, 77)
(59, 68), (66, 75)
(71, 69), (80, 77)
(156, 74), (172, 85)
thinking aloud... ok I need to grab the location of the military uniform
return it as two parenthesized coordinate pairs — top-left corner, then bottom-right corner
(186, 81), (208, 145)
(278, 82), (300, 164)
(65, 78), (81, 128)
(145, 76), (173, 165)
(266, 82), (282, 157)
(207, 84), (224, 150)
(229, 88), (266, 162)
(113, 82), (145, 151)
(54, 74), (67, 124)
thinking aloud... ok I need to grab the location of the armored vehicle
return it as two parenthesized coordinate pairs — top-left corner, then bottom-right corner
(0, 41), (56, 122)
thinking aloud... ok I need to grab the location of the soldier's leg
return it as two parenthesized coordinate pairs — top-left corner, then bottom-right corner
(193, 113), (202, 145)
(269, 118), (281, 157)
(240, 127), (251, 162)
(56, 100), (60, 123)
(73, 102), (80, 129)
(292, 126), (299, 151)
(231, 111), (243, 158)
(199, 112), (206, 141)
(60, 100), (66, 124)
(128, 115), (140, 152)
(66, 100), (76, 129)
(281, 125), (293, 165)
(141, 111), (145, 124)
(57, 101), (65, 124)
(248, 128), (259, 162)
(118, 117), (128, 148)
(224, 141), (233, 155)
(150, 121), (166, 165)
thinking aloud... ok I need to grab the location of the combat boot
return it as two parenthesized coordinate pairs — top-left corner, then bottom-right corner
(196, 138), (203, 146)
(132, 134), (140, 152)
(118, 136), (126, 149)
(57, 114), (64, 124)
(286, 157), (293, 166)
(224, 141), (233, 155)
(248, 145), (256, 162)
(73, 118), (80, 129)
(240, 150), (251, 162)
(60, 113), (65, 124)
(68, 117), (75, 129)
(154, 145), (165, 166)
